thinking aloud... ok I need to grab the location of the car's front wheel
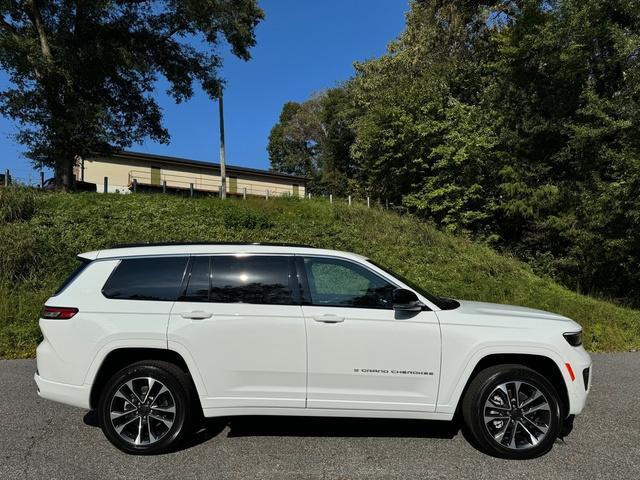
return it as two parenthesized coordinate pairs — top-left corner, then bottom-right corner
(462, 364), (561, 459)
(98, 360), (192, 454)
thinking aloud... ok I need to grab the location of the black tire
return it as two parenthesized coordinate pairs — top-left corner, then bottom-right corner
(98, 360), (193, 455)
(462, 364), (561, 459)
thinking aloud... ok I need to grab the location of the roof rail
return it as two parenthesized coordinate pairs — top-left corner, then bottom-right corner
(109, 241), (315, 249)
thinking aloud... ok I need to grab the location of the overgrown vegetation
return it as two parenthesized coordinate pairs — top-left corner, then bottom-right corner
(268, 0), (640, 307)
(0, 186), (35, 223)
(1, 189), (639, 358)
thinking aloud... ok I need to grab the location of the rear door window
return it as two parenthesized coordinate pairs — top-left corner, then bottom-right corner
(179, 256), (211, 302)
(210, 255), (296, 305)
(102, 257), (188, 301)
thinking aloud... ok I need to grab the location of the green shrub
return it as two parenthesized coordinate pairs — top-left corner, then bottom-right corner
(0, 186), (36, 223)
(0, 223), (40, 283)
(0, 284), (48, 358)
(223, 207), (274, 230)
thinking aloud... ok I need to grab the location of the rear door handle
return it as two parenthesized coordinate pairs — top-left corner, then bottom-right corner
(180, 310), (213, 320)
(313, 314), (345, 323)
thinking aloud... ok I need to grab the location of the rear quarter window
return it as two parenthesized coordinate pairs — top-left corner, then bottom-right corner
(102, 257), (189, 301)
(53, 258), (92, 296)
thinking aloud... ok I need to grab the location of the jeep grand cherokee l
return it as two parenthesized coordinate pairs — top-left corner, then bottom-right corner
(35, 243), (592, 458)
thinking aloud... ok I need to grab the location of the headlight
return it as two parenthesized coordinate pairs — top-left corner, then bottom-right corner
(563, 331), (582, 347)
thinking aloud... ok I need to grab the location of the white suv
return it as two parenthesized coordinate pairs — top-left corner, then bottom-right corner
(35, 243), (591, 458)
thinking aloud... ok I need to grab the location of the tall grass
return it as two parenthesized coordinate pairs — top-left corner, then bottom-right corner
(0, 185), (35, 223)
(0, 189), (638, 357)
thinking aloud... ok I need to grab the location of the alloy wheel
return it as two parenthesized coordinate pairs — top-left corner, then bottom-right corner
(109, 377), (177, 446)
(483, 380), (551, 450)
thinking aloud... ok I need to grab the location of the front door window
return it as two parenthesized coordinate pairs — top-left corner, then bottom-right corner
(302, 257), (395, 309)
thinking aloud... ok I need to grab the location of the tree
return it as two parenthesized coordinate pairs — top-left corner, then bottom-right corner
(349, 0), (495, 206)
(268, 88), (356, 195)
(484, 0), (640, 300)
(269, 0), (640, 305)
(0, 0), (264, 188)
(268, 99), (321, 179)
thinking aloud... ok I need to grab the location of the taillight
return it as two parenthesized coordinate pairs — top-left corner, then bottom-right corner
(41, 306), (78, 319)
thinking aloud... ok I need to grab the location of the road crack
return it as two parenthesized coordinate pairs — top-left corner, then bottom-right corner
(23, 415), (55, 480)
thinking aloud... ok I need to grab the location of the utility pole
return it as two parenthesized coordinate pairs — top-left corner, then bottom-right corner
(218, 86), (227, 199)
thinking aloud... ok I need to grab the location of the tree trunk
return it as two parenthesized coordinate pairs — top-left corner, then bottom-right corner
(52, 153), (75, 190)
(26, 0), (53, 63)
(27, 0), (73, 189)
(53, 162), (62, 187)
(60, 156), (75, 190)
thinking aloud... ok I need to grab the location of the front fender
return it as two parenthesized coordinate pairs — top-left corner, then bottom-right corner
(436, 342), (571, 415)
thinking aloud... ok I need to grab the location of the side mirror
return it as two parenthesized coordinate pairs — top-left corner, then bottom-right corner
(392, 288), (424, 312)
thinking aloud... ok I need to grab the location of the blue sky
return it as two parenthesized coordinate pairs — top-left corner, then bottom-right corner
(0, 0), (409, 183)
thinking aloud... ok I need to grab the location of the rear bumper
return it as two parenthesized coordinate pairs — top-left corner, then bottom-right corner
(34, 373), (91, 410)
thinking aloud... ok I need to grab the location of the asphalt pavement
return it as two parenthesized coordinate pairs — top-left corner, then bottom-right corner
(1, 353), (638, 479)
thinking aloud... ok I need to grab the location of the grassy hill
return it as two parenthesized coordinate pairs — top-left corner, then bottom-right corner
(1, 188), (639, 358)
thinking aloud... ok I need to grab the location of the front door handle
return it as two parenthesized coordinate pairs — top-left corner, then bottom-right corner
(180, 310), (213, 320)
(313, 314), (345, 323)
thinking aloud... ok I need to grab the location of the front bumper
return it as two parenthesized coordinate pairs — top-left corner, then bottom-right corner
(34, 373), (91, 410)
(564, 347), (592, 416)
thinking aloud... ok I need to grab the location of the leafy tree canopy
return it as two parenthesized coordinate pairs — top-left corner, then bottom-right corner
(269, 0), (640, 305)
(0, 0), (264, 186)
(267, 88), (357, 196)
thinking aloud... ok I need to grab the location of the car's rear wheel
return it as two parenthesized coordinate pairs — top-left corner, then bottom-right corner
(462, 364), (561, 459)
(98, 360), (192, 454)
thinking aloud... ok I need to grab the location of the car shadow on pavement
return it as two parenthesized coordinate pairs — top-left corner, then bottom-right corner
(225, 416), (460, 439)
(83, 410), (100, 427)
(83, 411), (460, 453)
(83, 410), (228, 453)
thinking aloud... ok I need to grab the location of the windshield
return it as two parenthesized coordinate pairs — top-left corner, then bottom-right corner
(366, 259), (459, 310)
